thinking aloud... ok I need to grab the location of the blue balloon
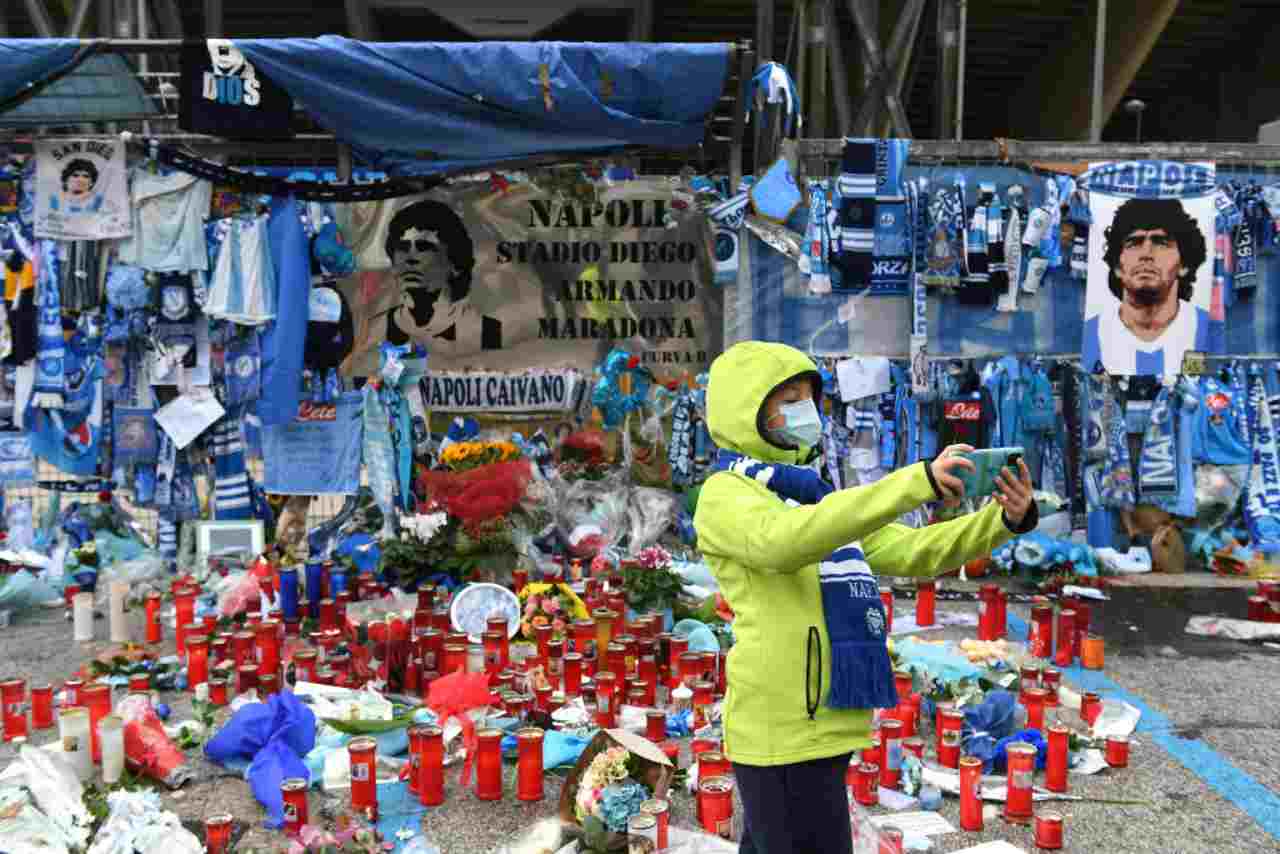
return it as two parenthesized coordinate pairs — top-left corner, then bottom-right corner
(155, 702), (171, 721)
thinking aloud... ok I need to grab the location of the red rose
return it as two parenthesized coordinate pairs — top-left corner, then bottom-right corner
(626, 355), (640, 370)
(98, 490), (112, 503)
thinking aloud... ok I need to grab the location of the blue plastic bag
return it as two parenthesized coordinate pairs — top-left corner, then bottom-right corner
(205, 693), (317, 827)
(960, 691), (1019, 773)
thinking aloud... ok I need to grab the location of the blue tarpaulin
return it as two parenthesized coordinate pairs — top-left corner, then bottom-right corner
(233, 38), (731, 176)
(0, 39), (83, 105)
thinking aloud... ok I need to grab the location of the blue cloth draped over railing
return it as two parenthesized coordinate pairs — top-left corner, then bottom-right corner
(233, 38), (732, 176)
(0, 38), (84, 106)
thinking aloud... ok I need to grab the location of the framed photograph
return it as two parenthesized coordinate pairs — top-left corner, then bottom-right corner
(194, 520), (264, 562)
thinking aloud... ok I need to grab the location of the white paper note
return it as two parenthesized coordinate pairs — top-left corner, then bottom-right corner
(870, 811), (956, 837)
(154, 389), (225, 449)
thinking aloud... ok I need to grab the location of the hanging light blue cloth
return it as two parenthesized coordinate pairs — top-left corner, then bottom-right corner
(744, 62), (801, 137)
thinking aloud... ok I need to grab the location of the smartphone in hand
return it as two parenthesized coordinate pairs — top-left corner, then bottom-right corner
(955, 447), (1024, 499)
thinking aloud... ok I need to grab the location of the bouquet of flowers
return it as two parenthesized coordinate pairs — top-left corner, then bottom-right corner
(517, 581), (590, 640)
(557, 430), (612, 482)
(439, 439), (522, 473)
(621, 546), (685, 614)
(560, 731), (674, 852)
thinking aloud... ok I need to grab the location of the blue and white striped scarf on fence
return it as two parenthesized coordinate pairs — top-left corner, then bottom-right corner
(1245, 365), (1280, 552)
(32, 239), (65, 408)
(714, 448), (897, 709)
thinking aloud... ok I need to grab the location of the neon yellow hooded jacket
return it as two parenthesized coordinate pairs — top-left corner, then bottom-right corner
(694, 342), (1019, 767)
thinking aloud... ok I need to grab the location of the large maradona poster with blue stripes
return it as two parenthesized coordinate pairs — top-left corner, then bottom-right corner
(1082, 161), (1219, 377)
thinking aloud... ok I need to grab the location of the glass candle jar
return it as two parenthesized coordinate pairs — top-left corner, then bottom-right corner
(82, 683), (111, 763)
(698, 776), (735, 839)
(144, 592), (163, 644)
(1081, 633), (1106, 670)
(59, 707), (92, 780)
(1023, 686), (1049, 730)
(699, 750), (731, 782)
(98, 714), (125, 784)
(30, 684), (53, 730)
(1030, 604), (1054, 658)
(1046, 723), (1070, 793)
(1055, 609), (1076, 667)
(595, 671), (617, 727)
(204, 814), (233, 854)
(1003, 741), (1036, 824)
(516, 727), (544, 802)
(879, 718), (904, 789)
(855, 762), (879, 806)
(677, 651), (702, 688)
(959, 755), (983, 831)
(209, 677), (229, 706)
(232, 631), (254, 667)
(63, 678), (83, 708)
(475, 728), (503, 801)
(237, 664), (259, 694)
(281, 777), (309, 836)
(563, 652), (583, 696)
(915, 579), (936, 627)
(482, 631), (504, 675)
(646, 709), (667, 741)
(293, 649), (318, 684)
(627, 814), (657, 852)
(255, 621), (281, 679)
(186, 634), (211, 689)
(417, 724), (444, 806)
(1081, 691), (1103, 727)
(347, 736), (379, 820)
(1041, 668), (1062, 707)
(1, 679), (27, 741)
(319, 599), (337, 632)
(486, 616), (510, 668)
(667, 635), (688, 686)
(511, 567), (528, 595)
(592, 608), (615, 655)
(1106, 734), (1130, 768)
(546, 638), (564, 684)
(1035, 812), (1064, 850)
(938, 707), (965, 768)
(259, 672), (279, 696)
(640, 798), (670, 851)
(606, 642), (627, 681)
(572, 619), (596, 659)
(442, 643), (467, 675)
(173, 588), (196, 655)
(73, 592), (94, 642)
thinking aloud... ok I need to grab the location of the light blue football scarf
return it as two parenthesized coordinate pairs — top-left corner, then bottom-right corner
(714, 448), (896, 709)
(1138, 381), (1197, 519)
(801, 182), (832, 293)
(32, 239), (64, 408)
(1245, 364), (1280, 554)
(210, 414), (252, 520)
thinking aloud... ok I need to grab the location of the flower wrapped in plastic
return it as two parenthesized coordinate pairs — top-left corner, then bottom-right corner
(517, 581), (590, 639)
(554, 472), (629, 559)
(416, 459), (534, 537)
(599, 781), (648, 832)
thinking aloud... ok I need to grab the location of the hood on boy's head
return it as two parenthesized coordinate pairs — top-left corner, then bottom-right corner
(706, 341), (822, 464)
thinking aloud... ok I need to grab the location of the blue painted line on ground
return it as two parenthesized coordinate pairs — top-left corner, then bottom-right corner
(1007, 613), (1280, 839)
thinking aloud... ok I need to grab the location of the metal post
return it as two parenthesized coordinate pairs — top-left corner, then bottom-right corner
(846, 0), (918, 137)
(336, 143), (353, 183)
(345, 0), (376, 40)
(204, 0), (223, 36)
(137, 0), (151, 138)
(629, 0), (653, 42)
(935, 0), (956, 139)
(1089, 0), (1107, 142)
(794, 1), (808, 139)
(67, 0), (94, 36)
(729, 40), (754, 192)
(21, 0), (57, 37)
(954, 0), (967, 141)
(754, 0), (775, 162)
(0, 2), (9, 36)
(823, 0), (854, 136)
(809, 3), (828, 141)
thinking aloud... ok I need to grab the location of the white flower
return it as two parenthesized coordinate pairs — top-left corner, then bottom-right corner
(400, 512), (449, 542)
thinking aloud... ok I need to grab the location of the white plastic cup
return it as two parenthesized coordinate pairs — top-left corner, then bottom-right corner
(59, 707), (92, 781)
(73, 593), (94, 642)
(98, 715), (125, 784)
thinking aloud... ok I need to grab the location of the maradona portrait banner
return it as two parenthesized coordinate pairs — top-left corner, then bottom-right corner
(1081, 160), (1218, 377)
(332, 176), (723, 376)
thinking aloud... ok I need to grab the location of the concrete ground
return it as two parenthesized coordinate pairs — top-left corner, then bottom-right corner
(1, 573), (1277, 854)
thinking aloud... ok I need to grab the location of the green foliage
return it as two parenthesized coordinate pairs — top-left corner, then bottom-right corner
(621, 564), (684, 614)
(581, 815), (612, 852)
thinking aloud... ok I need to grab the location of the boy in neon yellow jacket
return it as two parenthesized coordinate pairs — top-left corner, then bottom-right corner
(694, 341), (1036, 854)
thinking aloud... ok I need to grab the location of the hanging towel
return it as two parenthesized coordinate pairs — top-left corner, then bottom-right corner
(206, 214), (277, 326)
(258, 197), (310, 427)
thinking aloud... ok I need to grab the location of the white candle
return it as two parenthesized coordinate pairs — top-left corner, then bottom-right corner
(467, 642), (484, 674)
(59, 708), (92, 781)
(98, 715), (125, 784)
(73, 592), (94, 642)
(109, 582), (129, 643)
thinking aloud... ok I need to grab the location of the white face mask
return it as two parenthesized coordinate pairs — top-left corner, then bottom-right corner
(772, 398), (823, 448)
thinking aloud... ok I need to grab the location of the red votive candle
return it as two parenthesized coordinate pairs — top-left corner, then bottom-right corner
(959, 755), (983, 831)
(1030, 604), (1054, 658)
(1081, 691), (1103, 727)
(209, 677), (229, 706)
(516, 727), (544, 802)
(879, 587), (894, 633)
(1035, 811), (1065, 850)
(281, 777), (308, 836)
(511, 567), (528, 595)
(563, 652), (583, 696)
(232, 631), (254, 667)
(259, 672), (279, 696)
(1003, 742), (1036, 824)
(938, 708), (964, 769)
(879, 718), (904, 789)
(640, 799), (669, 851)
(916, 579), (936, 626)
(482, 631), (504, 676)
(978, 583), (998, 641)
(419, 628), (443, 673)
(487, 616), (510, 668)
(174, 588), (196, 657)
(698, 776), (734, 839)
(144, 592), (163, 644)
(646, 709), (666, 741)
(30, 684), (53, 730)
(1023, 686), (1048, 731)
(699, 750), (731, 783)
(255, 621), (280, 680)
(595, 671), (618, 727)
(418, 724), (444, 806)
(546, 639), (564, 687)
(855, 763), (879, 806)
(293, 648), (318, 684)
(442, 643), (467, 675)
(1041, 668), (1061, 706)
(82, 683), (111, 762)
(902, 736), (925, 760)
(348, 736), (378, 820)
(1046, 723), (1069, 793)
(475, 728), (503, 800)
(1248, 595), (1268, 622)
(186, 634), (210, 689)
(893, 669), (913, 701)
(535, 623), (553, 664)
(237, 664), (259, 694)
(319, 599), (337, 632)
(1055, 609), (1076, 666)
(204, 814), (233, 854)
(63, 678), (83, 708)
(1, 679), (27, 741)
(406, 724), (427, 796)
(1106, 734), (1130, 767)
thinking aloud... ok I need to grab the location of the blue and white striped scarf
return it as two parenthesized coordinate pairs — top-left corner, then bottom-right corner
(32, 239), (65, 408)
(714, 449), (897, 709)
(1245, 365), (1280, 553)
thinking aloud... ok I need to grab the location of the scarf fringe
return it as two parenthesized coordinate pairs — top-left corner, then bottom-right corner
(31, 392), (64, 409)
(826, 639), (898, 710)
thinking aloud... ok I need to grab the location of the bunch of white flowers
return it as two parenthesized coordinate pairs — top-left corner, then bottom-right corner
(399, 512), (449, 543)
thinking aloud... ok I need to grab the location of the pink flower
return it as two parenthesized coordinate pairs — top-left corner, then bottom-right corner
(544, 597), (560, 614)
(524, 600), (538, 617)
(552, 617), (567, 634)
